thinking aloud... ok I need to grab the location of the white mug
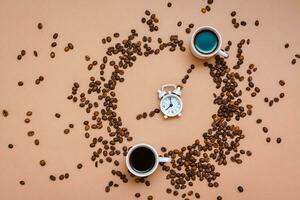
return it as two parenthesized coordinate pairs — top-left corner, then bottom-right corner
(190, 26), (228, 59)
(125, 143), (171, 177)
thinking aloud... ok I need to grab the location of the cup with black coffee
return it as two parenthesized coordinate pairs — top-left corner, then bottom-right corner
(125, 143), (171, 177)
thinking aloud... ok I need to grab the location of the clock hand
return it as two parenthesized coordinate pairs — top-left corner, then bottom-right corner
(169, 97), (173, 107)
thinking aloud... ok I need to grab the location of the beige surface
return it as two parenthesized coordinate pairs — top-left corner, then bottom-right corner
(1, 0), (300, 199)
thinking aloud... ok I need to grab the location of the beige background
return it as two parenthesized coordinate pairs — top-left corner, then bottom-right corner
(1, 0), (300, 199)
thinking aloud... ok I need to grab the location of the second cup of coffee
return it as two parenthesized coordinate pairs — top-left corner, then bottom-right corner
(126, 143), (171, 177)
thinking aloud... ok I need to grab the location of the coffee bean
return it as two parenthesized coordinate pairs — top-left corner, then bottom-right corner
(51, 42), (57, 47)
(69, 124), (74, 128)
(26, 111), (33, 116)
(64, 129), (70, 134)
(266, 137), (271, 143)
(279, 93), (285, 98)
(279, 80), (285, 86)
(49, 175), (56, 181)
(185, 28), (191, 34)
(18, 81), (24, 86)
(269, 100), (274, 106)
(67, 43), (73, 50)
(20, 180), (25, 185)
(246, 150), (252, 156)
(24, 118), (30, 123)
(231, 11), (236, 17)
(237, 186), (244, 192)
(166, 188), (172, 193)
(50, 52), (55, 58)
(284, 43), (289, 48)
(189, 23), (194, 28)
(147, 195), (153, 200)
(113, 33), (120, 38)
(217, 196), (222, 200)
(145, 10), (151, 16)
(145, 180), (150, 186)
(241, 21), (247, 26)
(64, 46), (69, 52)
(295, 54), (300, 58)
(167, 2), (172, 7)
(161, 147), (167, 152)
(195, 193), (200, 199)
(264, 97), (269, 103)
(142, 112), (147, 118)
(27, 131), (35, 137)
(2, 109), (9, 117)
(17, 55), (22, 60)
(201, 7), (206, 13)
(105, 186), (110, 192)
(135, 193), (141, 198)
(276, 137), (282, 143)
(8, 144), (14, 149)
(40, 160), (46, 166)
(21, 50), (26, 56)
(256, 119), (262, 124)
(59, 175), (64, 180)
(64, 173), (69, 179)
(254, 20), (259, 26)
(177, 21), (182, 27)
(292, 58), (296, 65)
(55, 113), (61, 118)
(262, 127), (268, 133)
(33, 50), (38, 57)
(77, 163), (83, 169)
(34, 139), (40, 145)
(37, 23), (43, 29)
(274, 97), (279, 103)
(53, 33), (58, 39)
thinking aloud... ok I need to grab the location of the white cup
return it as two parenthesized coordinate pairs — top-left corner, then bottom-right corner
(190, 26), (228, 59)
(125, 143), (171, 177)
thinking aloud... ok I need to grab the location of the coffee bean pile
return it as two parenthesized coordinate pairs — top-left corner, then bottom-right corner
(182, 64), (196, 84)
(49, 173), (69, 181)
(185, 23), (195, 34)
(136, 108), (160, 120)
(141, 10), (159, 32)
(263, 80), (286, 107)
(17, 49), (26, 60)
(230, 11), (259, 29)
(35, 75), (44, 85)
(201, 0), (214, 14)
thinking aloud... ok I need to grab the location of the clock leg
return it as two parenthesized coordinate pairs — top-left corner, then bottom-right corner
(164, 115), (168, 119)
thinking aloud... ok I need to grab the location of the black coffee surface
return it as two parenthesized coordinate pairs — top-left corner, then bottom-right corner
(129, 147), (155, 173)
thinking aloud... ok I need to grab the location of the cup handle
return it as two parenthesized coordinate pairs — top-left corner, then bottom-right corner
(216, 49), (228, 58)
(158, 156), (171, 163)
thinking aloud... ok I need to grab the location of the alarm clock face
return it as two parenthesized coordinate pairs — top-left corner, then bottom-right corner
(160, 94), (183, 117)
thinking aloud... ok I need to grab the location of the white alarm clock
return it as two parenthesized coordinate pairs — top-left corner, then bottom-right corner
(158, 84), (183, 119)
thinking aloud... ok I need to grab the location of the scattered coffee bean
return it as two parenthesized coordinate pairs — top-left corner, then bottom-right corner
(55, 113), (61, 118)
(135, 193), (141, 198)
(237, 186), (244, 192)
(27, 131), (35, 137)
(34, 139), (40, 145)
(33, 50), (38, 57)
(50, 52), (55, 58)
(279, 80), (285, 86)
(40, 160), (46, 166)
(291, 58), (296, 65)
(24, 118), (30, 123)
(49, 175), (56, 181)
(167, 2), (172, 7)
(231, 11), (236, 17)
(37, 23), (43, 29)
(19, 180), (25, 185)
(284, 43), (289, 48)
(256, 119), (262, 124)
(77, 163), (83, 169)
(18, 81), (24, 86)
(8, 144), (14, 149)
(254, 20), (259, 26)
(262, 127), (268, 133)
(2, 109), (9, 117)
(276, 137), (282, 143)
(53, 33), (58, 39)
(266, 137), (271, 143)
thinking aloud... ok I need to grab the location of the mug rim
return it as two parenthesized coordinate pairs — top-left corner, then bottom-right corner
(190, 26), (222, 58)
(125, 143), (159, 177)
